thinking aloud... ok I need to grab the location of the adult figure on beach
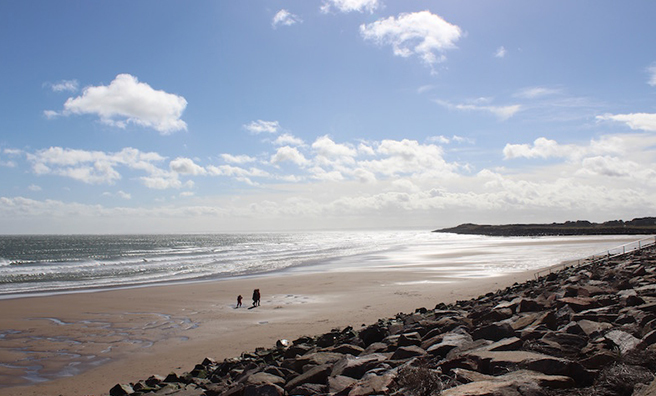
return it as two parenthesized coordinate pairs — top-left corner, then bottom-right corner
(236, 294), (242, 308)
(252, 289), (260, 307)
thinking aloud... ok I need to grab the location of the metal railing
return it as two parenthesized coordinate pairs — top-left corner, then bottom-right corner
(534, 235), (656, 280)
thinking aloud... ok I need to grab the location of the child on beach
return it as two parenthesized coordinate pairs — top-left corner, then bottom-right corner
(236, 294), (242, 308)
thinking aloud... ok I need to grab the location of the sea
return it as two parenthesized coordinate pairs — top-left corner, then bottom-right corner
(0, 230), (651, 298)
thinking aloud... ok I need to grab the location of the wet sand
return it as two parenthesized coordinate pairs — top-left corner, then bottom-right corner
(0, 265), (549, 396)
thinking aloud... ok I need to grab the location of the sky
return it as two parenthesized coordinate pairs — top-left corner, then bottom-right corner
(1, 0), (656, 234)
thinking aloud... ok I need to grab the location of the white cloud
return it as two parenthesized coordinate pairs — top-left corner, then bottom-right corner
(270, 146), (309, 167)
(360, 11), (462, 69)
(117, 190), (132, 199)
(357, 143), (376, 156)
(243, 120), (281, 134)
(503, 136), (626, 161)
(101, 190), (131, 199)
(321, 0), (379, 13)
(62, 74), (188, 134)
(596, 113), (656, 132)
(28, 184), (42, 192)
(140, 176), (184, 190)
(312, 135), (357, 165)
(272, 9), (302, 28)
(207, 164), (270, 185)
(494, 46), (506, 58)
(436, 100), (521, 121)
(43, 110), (60, 119)
(170, 157), (207, 175)
(359, 139), (455, 178)
(647, 63), (656, 87)
(578, 156), (637, 178)
(47, 79), (79, 92)
(26, 146), (173, 187)
(273, 133), (304, 146)
(220, 154), (257, 164)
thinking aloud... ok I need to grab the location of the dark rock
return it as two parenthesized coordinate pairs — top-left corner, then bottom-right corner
(328, 375), (358, 393)
(243, 372), (285, 387)
(605, 330), (640, 354)
(580, 350), (617, 369)
(426, 330), (474, 358)
(331, 343), (365, 356)
(109, 383), (133, 396)
(558, 297), (597, 312)
(398, 332), (422, 347)
(331, 353), (388, 379)
(517, 298), (545, 313)
(361, 342), (388, 355)
(287, 383), (327, 395)
(283, 343), (312, 359)
(292, 352), (343, 373)
(472, 323), (515, 341)
(391, 345), (427, 360)
(339, 371), (395, 396)
(359, 323), (389, 347)
(284, 364), (331, 391)
(441, 369), (575, 396)
(637, 329), (656, 349)
(145, 374), (166, 387)
(243, 383), (285, 396)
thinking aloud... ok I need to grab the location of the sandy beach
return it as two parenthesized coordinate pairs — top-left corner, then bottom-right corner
(0, 263), (551, 396)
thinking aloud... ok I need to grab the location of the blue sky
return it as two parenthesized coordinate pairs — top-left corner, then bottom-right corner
(1, 0), (656, 233)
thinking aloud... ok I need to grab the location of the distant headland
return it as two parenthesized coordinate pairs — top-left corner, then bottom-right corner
(434, 217), (656, 236)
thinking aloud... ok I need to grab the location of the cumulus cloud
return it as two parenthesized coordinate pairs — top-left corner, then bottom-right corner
(359, 139), (455, 178)
(206, 165), (270, 186)
(61, 74), (187, 134)
(273, 133), (305, 146)
(494, 46), (506, 58)
(26, 146), (170, 186)
(436, 99), (521, 121)
(360, 11), (462, 69)
(220, 154), (257, 164)
(141, 176), (189, 190)
(503, 136), (625, 161)
(272, 9), (302, 28)
(596, 113), (656, 132)
(243, 120), (281, 134)
(60, 75), (187, 133)
(271, 146), (309, 167)
(170, 157), (206, 175)
(321, 0), (379, 13)
(312, 136), (357, 166)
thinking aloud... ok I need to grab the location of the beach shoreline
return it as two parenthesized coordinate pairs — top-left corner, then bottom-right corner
(0, 264), (549, 396)
(0, 234), (649, 395)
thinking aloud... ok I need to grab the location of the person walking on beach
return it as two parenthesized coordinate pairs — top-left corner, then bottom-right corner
(252, 289), (260, 307)
(236, 294), (242, 308)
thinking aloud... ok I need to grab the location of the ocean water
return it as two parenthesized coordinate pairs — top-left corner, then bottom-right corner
(0, 231), (649, 297)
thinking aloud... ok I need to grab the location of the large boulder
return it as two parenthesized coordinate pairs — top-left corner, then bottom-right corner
(331, 353), (388, 379)
(441, 370), (574, 396)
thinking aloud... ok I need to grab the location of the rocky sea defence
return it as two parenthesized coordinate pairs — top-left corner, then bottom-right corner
(109, 246), (656, 396)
